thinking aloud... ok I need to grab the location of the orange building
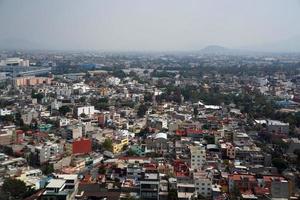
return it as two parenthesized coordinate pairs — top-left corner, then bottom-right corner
(15, 76), (52, 86)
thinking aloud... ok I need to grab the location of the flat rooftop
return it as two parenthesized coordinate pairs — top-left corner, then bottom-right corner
(46, 179), (66, 188)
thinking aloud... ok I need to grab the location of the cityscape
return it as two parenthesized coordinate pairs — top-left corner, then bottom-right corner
(0, 1), (300, 200)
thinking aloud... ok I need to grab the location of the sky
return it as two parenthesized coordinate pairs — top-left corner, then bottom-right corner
(0, 0), (300, 51)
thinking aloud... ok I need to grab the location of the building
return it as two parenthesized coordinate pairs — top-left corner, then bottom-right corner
(41, 174), (78, 200)
(0, 132), (13, 145)
(0, 126), (15, 145)
(190, 144), (206, 170)
(15, 76), (52, 86)
(267, 120), (289, 134)
(112, 136), (129, 154)
(228, 174), (257, 193)
(262, 176), (290, 199)
(17, 169), (46, 190)
(72, 138), (92, 155)
(140, 170), (160, 200)
(193, 171), (213, 199)
(177, 177), (196, 200)
(0, 57), (29, 66)
(220, 142), (236, 159)
(0, 108), (12, 116)
(33, 142), (64, 164)
(145, 133), (170, 155)
(64, 125), (83, 140)
(77, 106), (95, 118)
(255, 120), (289, 135)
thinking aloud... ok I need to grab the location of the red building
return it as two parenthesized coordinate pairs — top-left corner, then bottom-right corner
(72, 138), (92, 154)
(98, 114), (106, 128)
(15, 130), (25, 144)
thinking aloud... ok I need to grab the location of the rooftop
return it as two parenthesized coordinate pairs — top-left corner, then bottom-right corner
(46, 179), (66, 189)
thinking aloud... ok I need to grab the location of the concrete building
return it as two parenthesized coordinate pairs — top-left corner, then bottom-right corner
(140, 170), (160, 200)
(112, 136), (129, 154)
(0, 108), (12, 116)
(77, 106), (95, 118)
(0, 57), (29, 66)
(267, 120), (289, 134)
(190, 144), (206, 170)
(41, 174), (78, 200)
(33, 142), (64, 164)
(194, 171), (213, 199)
(220, 142), (236, 159)
(15, 76), (52, 86)
(262, 176), (290, 199)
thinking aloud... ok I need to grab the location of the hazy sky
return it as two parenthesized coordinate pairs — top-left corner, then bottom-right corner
(0, 0), (300, 51)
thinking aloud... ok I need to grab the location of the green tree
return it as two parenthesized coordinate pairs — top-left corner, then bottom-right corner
(2, 178), (28, 199)
(103, 138), (113, 152)
(193, 107), (199, 118)
(127, 148), (137, 156)
(31, 91), (44, 103)
(272, 158), (288, 173)
(168, 189), (178, 200)
(59, 105), (71, 116)
(80, 113), (87, 118)
(137, 104), (148, 118)
(229, 184), (241, 200)
(204, 135), (215, 144)
(41, 164), (54, 175)
(98, 165), (106, 174)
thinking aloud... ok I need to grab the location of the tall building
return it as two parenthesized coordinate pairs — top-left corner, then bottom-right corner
(194, 171), (213, 198)
(140, 170), (160, 200)
(15, 76), (52, 86)
(0, 57), (29, 67)
(190, 144), (206, 170)
(77, 106), (95, 118)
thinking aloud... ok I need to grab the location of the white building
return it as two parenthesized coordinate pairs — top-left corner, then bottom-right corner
(59, 118), (71, 127)
(194, 171), (213, 198)
(66, 125), (83, 140)
(0, 57), (30, 67)
(34, 142), (64, 164)
(51, 100), (63, 110)
(72, 82), (90, 94)
(42, 174), (78, 200)
(190, 144), (206, 170)
(77, 106), (95, 117)
(0, 108), (12, 116)
(107, 77), (121, 85)
(56, 87), (72, 97)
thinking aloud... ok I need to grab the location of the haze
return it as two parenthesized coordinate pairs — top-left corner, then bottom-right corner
(0, 0), (300, 52)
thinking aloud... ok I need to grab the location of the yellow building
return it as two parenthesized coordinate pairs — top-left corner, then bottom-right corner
(112, 137), (129, 154)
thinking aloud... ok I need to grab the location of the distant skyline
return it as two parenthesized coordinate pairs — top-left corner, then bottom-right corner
(0, 0), (300, 52)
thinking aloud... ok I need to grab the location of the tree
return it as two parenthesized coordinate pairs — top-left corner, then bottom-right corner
(272, 158), (288, 173)
(41, 164), (54, 175)
(204, 135), (215, 144)
(144, 92), (153, 102)
(229, 184), (241, 200)
(168, 189), (178, 200)
(103, 138), (113, 152)
(2, 178), (28, 199)
(20, 124), (30, 132)
(80, 113), (87, 118)
(193, 107), (199, 118)
(127, 148), (137, 156)
(137, 104), (148, 118)
(98, 165), (106, 174)
(31, 91), (44, 103)
(59, 105), (71, 116)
